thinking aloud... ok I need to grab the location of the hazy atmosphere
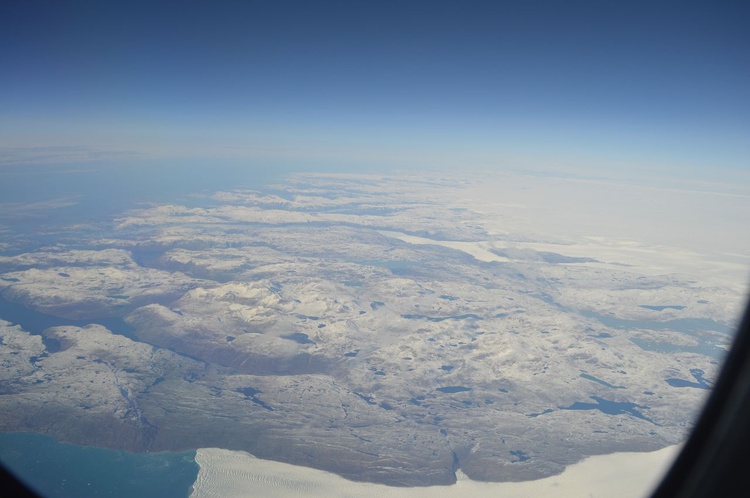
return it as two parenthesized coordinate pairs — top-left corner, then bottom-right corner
(1, 1), (749, 497)
(2, 1), (749, 176)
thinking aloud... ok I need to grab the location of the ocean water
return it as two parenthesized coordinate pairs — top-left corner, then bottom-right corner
(0, 432), (198, 498)
(0, 159), (294, 244)
(0, 161), (292, 497)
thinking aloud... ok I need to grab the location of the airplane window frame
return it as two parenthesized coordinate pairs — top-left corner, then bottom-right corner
(649, 298), (750, 498)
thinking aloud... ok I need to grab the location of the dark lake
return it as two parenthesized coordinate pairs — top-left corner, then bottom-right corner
(666, 369), (711, 389)
(402, 313), (482, 322)
(562, 396), (657, 424)
(436, 386), (472, 394)
(640, 305), (687, 311)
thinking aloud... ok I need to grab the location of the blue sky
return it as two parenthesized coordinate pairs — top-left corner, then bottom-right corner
(1, 0), (748, 179)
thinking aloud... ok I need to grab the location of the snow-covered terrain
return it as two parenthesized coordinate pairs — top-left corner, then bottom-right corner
(0, 172), (747, 485)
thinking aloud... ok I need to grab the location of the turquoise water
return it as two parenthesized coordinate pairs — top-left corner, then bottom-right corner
(0, 433), (198, 498)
